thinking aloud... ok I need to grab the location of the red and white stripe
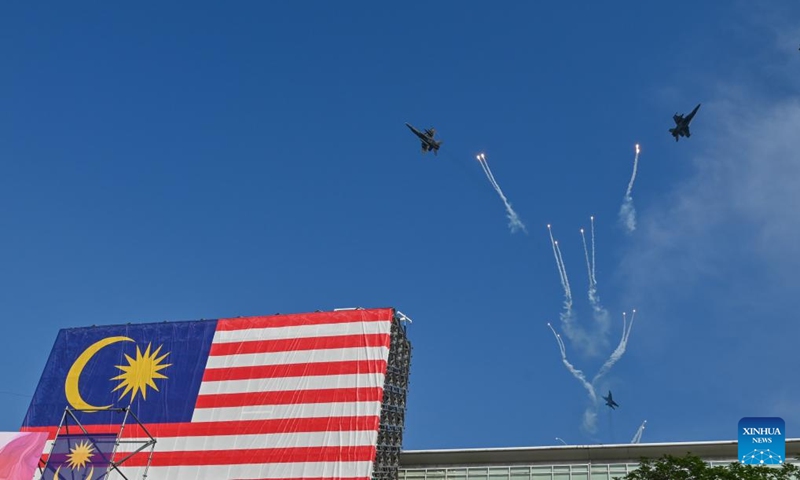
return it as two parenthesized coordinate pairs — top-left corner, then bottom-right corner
(29, 309), (395, 480)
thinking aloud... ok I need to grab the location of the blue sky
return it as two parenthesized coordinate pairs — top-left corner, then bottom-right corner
(2, 2), (800, 449)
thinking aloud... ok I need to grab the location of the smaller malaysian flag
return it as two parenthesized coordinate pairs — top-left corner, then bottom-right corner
(41, 433), (116, 479)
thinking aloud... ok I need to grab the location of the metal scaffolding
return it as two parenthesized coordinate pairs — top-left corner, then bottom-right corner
(372, 311), (412, 480)
(38, 406), (156, 480)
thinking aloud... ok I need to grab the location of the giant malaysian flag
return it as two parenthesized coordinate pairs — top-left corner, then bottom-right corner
(22, 308), (410, 480)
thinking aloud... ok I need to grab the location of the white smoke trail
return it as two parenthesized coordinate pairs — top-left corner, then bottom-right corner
(592, 310), (637, 385)
(631, 420), (647, 444)
(554, 240), (573, 302)
(547, 225), (569, 298)
(477, 154), (501, 192)
(549, 225), (591, 350)
(590, 216), (596, 285)
(559, 221), (609, 351)
(580, 226), (598, 307)
(618, 144), (641, 233)
(548, 322), (599, 433)
(624, 145), (641, 202)
(582, 218), (611, 337)
(619, 202), (636, 233)
(547, 323), (597, 404)
(580, 228), (592, 287)
(547, 219), (638, 434)
(476, 154), (527, 234)
(583, 409), (598, 434)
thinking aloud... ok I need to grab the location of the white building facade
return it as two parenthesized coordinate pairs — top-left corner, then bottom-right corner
(399, 439), (800, 480)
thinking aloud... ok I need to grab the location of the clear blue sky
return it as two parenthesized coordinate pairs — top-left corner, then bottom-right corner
(2, 2), (800, 448)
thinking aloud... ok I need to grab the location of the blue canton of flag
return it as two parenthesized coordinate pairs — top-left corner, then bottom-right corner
(24, 320), (217, 427)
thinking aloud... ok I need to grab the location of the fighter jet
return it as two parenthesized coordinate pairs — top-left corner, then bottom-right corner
(602, 390), (619, 409)
(669, 103), (701, 142)
(405, 123), (442, 155)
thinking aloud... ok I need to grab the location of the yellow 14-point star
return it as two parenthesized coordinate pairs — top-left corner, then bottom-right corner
(111, 343), (172, 402)
(67, 440), (94, 469)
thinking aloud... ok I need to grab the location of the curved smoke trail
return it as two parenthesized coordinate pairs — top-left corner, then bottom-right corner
(583, 219), (611, 338)
(548, 225), (593, 352)
(592, 310), (637, 385)
(477, 154), (527, 233)
(619, 144), (640, 233)
(546, 219), (638, 434)
(547, 323), (597, 404)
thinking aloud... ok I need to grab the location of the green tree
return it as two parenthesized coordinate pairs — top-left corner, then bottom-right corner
(620, 454), (799, 480)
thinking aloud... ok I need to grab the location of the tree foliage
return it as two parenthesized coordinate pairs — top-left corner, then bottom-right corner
(620, 454), (800, 480)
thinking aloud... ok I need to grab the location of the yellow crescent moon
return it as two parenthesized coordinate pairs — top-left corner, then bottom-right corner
(53, 465), (93, 478)
(65, 336), (133, 411)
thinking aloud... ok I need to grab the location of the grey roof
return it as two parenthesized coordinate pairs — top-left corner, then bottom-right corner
(400, 439), (800, 467)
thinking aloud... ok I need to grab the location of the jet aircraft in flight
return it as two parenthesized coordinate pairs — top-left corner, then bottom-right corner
(405, 123), (442, 155)
(669, 103), (701, 142)
(602, 390), (619, 409)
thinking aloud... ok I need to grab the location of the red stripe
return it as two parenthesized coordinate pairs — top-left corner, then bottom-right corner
(21, 416), (380, 440)
(202, 360), (387, 382)
(216, 308), (393, 331)
(39, 450), (376, 468)
(121, 445), (377, 466)
(209, 333), (390, 356)
(195, 387), (384, 408)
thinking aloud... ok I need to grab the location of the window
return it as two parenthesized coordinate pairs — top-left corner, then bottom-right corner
(608, 464), (627, 478)
(590, 464), (610, 480)
(552, 466), (571, 480)
(531, 465), (552, 480)
(570, 464), (589, 480)
(404, 470), (427, 480)
(509, 467), (530, 480)
(467, 468), (488, 480)
(488, 467), (510, 480)
(447, 469), (468, 480)
(425, 470), (445, 480)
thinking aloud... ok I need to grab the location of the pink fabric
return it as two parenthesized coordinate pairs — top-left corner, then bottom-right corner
(0, 432), (48, 480)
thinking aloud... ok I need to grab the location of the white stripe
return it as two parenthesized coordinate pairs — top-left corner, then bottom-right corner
(105, 462), (375, 480)
(212, 321), (389, 344)
(205, 346), (390, 368)
(42, 430), (378, 454)
(198, 373), (385, 395)
(191, 401), (382, 423)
